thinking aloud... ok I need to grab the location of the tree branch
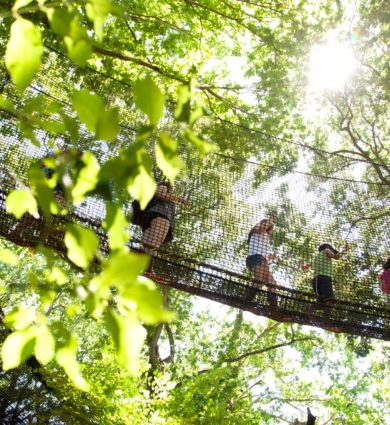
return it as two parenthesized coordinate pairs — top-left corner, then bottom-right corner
(92, 46), (187, 83)
(224, 337), (316, 363)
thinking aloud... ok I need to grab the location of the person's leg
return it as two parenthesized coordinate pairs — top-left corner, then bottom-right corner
(255, 263), (278, 309)
(244, 256), (262, 301)
(317, 276), (336, 327)
(307, 276), (318, 313)
(142, 216), (170, 255)
(252, 263), (265, 288)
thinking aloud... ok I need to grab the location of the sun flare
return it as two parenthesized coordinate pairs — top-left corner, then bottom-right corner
(308, 41), (358, 91)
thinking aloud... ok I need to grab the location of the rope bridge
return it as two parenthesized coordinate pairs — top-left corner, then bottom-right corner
(0, 50), (389, 340)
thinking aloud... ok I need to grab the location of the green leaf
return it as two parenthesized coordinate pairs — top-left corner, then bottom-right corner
(122, 276), (175, 324)
(23, 95), (61, 118)
(72, 90), (118, 140)
(72, 152), (100, 204)
(86, 0), (112, 40)
(102, 203), (129, 251)
(136, 125), (154, 143)
(184, 129), (219, 155)
(3, 308), (35, 330)
(64, 224), (98, 269)
(5, 18), (43, 92)
(133, 76), (165, 126)
(34, 325), (55, 365)
(174, 84), (191, 122)
(0, 249), (19, 266)
(44, 266), (68, 286)
(1, 328), (36, 370)
(156, 132), (185, 183)
(63, 15), (92, 66)
(104, 309), (120, 348)
(6, 189), (39, 219)
(128, 166), (156, 209)
(29, 163), (62, 216)
(125, 149), (156, 209)
(96, 107), (119, 141)
(89, 251), (149, 294)
(19, 121), (39, 146)
(106, 310), (146, 375)
(189, 104), (209, 125)
(23, 94), (47, 114)
(56, 334), (89, 391)
(65, 38), (92, 67)
(12, 0), (34, 12)
(62, 114), (80, 143)
(38, 118), (65, 135)
(0, 95), (15, 113)
(118, 314), (146, 375)
(47, 8), (74, 37)
(71, 89), (104, 133)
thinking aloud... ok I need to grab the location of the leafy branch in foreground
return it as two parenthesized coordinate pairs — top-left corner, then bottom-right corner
(1, 0), (218, 388)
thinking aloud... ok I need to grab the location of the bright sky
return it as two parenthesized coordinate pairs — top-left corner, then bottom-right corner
(202, 32), (360, 126)
(307, 40), (358, 91)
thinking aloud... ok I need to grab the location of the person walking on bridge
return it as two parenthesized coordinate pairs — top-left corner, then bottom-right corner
(246, 215), (279, 309)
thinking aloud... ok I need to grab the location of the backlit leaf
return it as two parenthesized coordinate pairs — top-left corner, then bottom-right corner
(184, 129), (219, 155)
(1, 328), (36, 370)
(71, 89), (104, 133)
(175, 84), (191, 122)
(44, 266), (68, 286)
(86, 0), (112, 40)
(29, 163), (62, 216)
(0, 249), (19, 266)
(96, 107), (119, 141)
(72, 152), (100, 204)
(103, 203), (129, 251)
(189, 104), (209, 125)
(61, 113), (79, 143)
(156, 132), (185, 183)
(56, 334), (89, 391)
(19, 121), (39, 146)
(65, 38), (92, 67)
(47, 8), (73, 37)
(89, 251), (149, 294)
(0, 95), (15, 113)
(72, 90), (117, 140)
(3, 308), (35, 330)
(63, 16), (92, 66)
(5, 18), (43, 92)
(6, 189), (39, 219)
(64, 224), (98, 269)
(122, 276), (175, 324)
(12, 0), (34, 11)
(133, 76), (165, 126)
(35, 325), (55, 365)
(107, 311), (146, 375)
(125, 148), (156, 209)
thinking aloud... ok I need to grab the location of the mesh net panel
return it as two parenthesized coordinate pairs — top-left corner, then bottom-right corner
(0, 48), (389, 343)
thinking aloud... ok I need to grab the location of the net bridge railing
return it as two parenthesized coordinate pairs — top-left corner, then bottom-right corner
(0, 51), (389, 340)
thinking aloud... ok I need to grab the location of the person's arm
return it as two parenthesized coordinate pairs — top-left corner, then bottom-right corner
(268, 252), (278, 261)
(300, 259), (312, 271)
(155, 185), (189, 206)
(324, 243), (351, 260)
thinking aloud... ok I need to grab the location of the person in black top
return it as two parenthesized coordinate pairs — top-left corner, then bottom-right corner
(141, 182), (188, 255)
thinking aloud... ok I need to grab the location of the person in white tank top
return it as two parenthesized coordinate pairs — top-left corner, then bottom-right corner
(246, 215), (279, 307)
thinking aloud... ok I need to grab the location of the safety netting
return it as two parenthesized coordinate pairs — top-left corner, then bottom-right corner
(0, 48), (389, 340)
